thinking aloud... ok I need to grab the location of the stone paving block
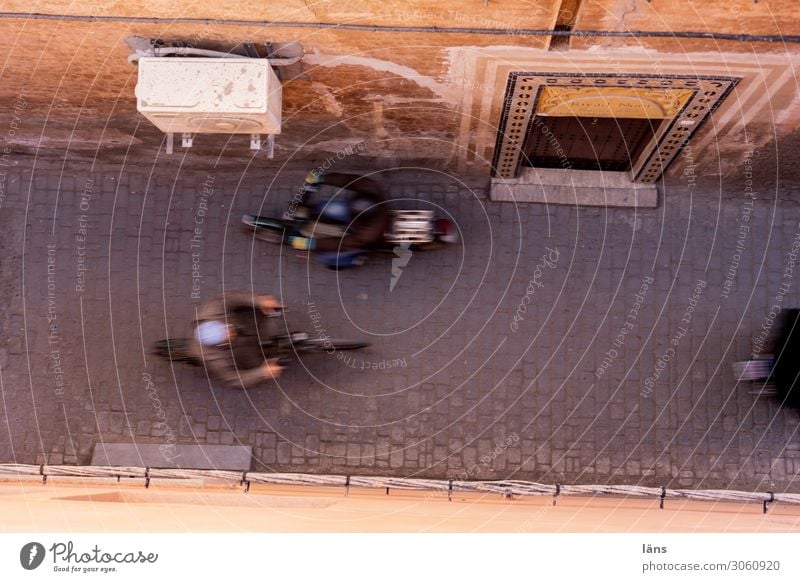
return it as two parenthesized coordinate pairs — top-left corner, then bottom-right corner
(136, 420), (151, 436)
(193, 423), (206, 439)
(262, 448), (277, 464)
(386, 448), (402, 469)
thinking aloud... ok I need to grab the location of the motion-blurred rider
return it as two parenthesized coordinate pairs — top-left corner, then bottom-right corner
(288, 172), (393, 267)
(188, 291), (285, 389)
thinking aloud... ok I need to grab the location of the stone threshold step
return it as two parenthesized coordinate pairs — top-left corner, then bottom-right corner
(90, 443), (252, 471)
(490, 168), (658, 208)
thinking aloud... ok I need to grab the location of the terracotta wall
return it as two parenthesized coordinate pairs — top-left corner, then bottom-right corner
(0, 1), (798, 173)
(574, 0), (800, 51)
(0, 1), (559, 163)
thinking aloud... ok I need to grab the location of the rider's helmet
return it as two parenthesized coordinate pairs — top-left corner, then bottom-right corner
(319, 199), (351, 224)
(195, 321), (232, 346)
(433, 218), (458, 244)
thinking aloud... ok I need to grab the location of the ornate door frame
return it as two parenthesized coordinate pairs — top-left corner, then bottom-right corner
(491, 72), (740, 183)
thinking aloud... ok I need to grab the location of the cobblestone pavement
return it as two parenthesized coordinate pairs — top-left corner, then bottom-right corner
(1, 158), (800, 492)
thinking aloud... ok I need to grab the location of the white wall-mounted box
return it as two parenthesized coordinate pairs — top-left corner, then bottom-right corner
(135, 57), (281, 135)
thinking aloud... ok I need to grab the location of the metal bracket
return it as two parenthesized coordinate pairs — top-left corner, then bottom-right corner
(242, 42), (260, 58)
(763, 491), (775, 514)
(181, 133), (193, 148)
(251, 134), (275, 157)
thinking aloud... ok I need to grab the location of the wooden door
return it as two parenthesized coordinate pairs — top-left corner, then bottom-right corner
(524, 115), (662, 172)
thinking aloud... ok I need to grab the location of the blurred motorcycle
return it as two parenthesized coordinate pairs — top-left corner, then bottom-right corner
(733, 308), (800, 407)
(242, 173), (458, 269)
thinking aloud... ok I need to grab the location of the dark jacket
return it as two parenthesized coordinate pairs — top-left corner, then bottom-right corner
(308, 173), (392, 253)
(187, 292), (278, 389)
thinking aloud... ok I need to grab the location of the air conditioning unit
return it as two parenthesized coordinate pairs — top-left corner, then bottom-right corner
(135, 57), (281, 151)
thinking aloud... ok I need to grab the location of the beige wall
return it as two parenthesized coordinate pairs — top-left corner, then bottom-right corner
(2, 479), (799, 532)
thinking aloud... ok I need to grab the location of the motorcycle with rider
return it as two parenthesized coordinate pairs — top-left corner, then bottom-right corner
(243, 171), (458, 269)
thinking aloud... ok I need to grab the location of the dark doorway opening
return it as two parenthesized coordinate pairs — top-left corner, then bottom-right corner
(523, 115), (663, 172)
